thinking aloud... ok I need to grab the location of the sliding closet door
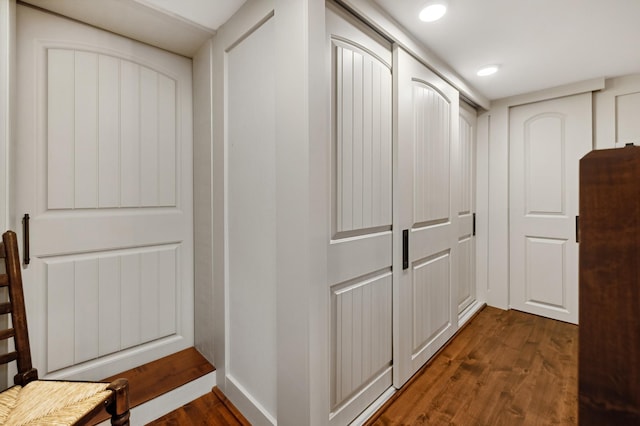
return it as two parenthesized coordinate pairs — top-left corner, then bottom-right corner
(394, 47), (460, 387)
(457, 103), (477, 317)
(327, 4), (393, 424)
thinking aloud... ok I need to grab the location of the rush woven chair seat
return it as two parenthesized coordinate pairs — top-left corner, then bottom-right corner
(0, 230), (130, 425)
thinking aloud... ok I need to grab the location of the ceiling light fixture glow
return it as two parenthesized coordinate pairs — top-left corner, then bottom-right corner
(419, 2), (447, 22)
(477, 65), (499, 76)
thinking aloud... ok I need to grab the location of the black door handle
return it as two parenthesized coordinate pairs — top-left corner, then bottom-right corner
(22, 213), (30, 265)
(402, 229), (409, 270)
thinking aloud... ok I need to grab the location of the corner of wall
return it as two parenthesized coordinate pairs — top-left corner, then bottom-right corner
(192, 37), (215, 364)
(479, 106), (510, 310)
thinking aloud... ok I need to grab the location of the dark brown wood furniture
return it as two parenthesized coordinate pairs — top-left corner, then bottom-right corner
(0, 230), (130, 425)
(579, 145), (640, 424)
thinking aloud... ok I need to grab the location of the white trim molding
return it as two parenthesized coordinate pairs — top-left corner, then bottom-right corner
(0, 0), (15, 232)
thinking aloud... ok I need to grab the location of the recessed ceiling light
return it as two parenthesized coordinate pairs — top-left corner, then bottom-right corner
(477, 65), (499, 76)
(419, 2), (448, 22)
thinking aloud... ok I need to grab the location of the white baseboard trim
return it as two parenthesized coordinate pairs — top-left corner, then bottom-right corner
(223, 374), (277, 425)
(458, 300), (486, 328)
(348, 386), (396, 426)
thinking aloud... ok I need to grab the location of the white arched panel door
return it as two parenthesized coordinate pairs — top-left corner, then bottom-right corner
(327, 3), (393, 425)
(509, 93), (592, 324)
(394, 47), (460, 387)
(15, 4), (193, 380)
(457, 103), (477, 318)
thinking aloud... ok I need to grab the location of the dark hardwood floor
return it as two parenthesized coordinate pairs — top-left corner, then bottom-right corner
(148, 306), (578, 425)
(147, 387), (250, 425)
(367, 306), (578, 425)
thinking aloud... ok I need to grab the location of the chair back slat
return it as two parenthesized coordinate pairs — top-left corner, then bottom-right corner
(0, 328), (15, 341)
(0, 274), (7, 287)
(0, 231), (38, 385)
(0, 302), (11, 315)
(0, 351), (17, 365)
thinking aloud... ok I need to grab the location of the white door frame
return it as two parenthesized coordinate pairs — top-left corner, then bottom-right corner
(0, 0), (15, 232)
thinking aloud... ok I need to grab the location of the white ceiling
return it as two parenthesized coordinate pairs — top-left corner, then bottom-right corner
(137, 0), (245, 30)
(156, 0), (640, 100)
(373, 0), (640, 100)
(27, 0), (640, 101)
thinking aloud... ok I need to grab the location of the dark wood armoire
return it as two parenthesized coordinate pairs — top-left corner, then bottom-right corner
(579, 145), (640, 424)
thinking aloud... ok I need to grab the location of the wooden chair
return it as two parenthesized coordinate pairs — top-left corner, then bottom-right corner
(0, 230), (130, 425)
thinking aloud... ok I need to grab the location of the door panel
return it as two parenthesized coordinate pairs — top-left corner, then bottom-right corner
(509, 93), (592, 324)
(412, 251), (451, 352)
(412, 82), (451, 225)
(327, 4), (393, 425)
(394, 47), (459, 387)
(16, 5), (193, 380)
(334, 39), (392, 234)
(458, 104), (476, 314)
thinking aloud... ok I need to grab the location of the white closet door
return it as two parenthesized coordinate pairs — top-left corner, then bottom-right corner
(394, 47), (460, 388)
(15, 5), (193, 380)
(509, 93), (592, 324)
(457, 103), (477, 316)
(326, 4), (393, 425)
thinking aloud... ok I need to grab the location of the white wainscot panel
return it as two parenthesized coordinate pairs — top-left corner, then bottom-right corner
(333, 40), (392, 234)
(46, 48), (178, 210)
(525, 237), (566, 309)
(226, 14), (277, 424)
(524, 114), (565, 215)
(412, 82), (451, 225)
(616, 91), (640, 145)
(331, 272), (392, 411)
(46, 244), (179, 373)
(412, 251), (450, 355)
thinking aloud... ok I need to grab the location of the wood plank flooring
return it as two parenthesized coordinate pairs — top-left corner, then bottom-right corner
(366, 306), (578, 425)
(147, 387), (250, 425)
(147, 307), (578, 425)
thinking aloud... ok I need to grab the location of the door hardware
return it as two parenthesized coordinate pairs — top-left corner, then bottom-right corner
(402, 229), (409, 270)
(22, 214), (30, 265)
(473, 213), (476, 236)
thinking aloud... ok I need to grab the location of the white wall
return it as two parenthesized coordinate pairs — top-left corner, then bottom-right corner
(209, 2), (277, 424)
(594, 74), (640, 150)
(208, 1), (330, 424)
(227, 13), (277, 421)
(274, 0), (329, 424)
(193, 38), (215, 363)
